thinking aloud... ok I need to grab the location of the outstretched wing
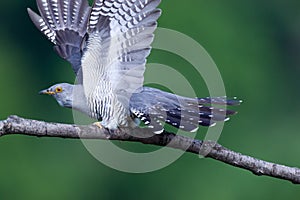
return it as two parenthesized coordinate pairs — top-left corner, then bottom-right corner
(81, 0), (161, 109)
(27, 0), (91, 75)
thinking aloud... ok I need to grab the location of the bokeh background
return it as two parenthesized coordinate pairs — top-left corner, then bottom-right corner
(1, 0), (300, 199)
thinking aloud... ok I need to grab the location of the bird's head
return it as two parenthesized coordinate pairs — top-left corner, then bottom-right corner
(39, 83), (74, 108)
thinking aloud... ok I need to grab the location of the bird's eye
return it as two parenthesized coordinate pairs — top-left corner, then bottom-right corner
(55, 87), (63, 93)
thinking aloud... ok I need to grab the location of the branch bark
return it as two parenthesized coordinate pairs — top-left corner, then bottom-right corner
(1, 115), (299, 184)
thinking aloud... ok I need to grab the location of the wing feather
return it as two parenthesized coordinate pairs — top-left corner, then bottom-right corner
(28, 0), (91, 76)
(82, 0), (161, 116)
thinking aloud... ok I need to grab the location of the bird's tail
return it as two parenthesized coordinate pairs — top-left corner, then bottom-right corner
(27, 0), (91, 73)
(130, 87), (241, 133)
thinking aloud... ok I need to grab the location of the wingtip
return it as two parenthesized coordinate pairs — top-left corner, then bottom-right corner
(27, 7), (35, 17)
(234, 97), (243, 104)
(27, 7), (41, 23)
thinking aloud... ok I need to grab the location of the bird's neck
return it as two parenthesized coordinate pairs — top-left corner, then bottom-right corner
(71, 85), (89, 115)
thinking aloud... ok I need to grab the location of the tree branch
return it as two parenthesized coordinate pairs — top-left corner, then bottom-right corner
(1, 115), (299, 184)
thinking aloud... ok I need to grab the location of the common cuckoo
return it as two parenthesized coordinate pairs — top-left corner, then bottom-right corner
(28, 0), (241, 133)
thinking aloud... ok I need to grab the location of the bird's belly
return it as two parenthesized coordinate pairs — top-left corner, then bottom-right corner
(87, 87), (129, 129)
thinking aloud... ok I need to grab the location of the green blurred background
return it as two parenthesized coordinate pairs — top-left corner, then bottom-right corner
(1, 0), (300, 199)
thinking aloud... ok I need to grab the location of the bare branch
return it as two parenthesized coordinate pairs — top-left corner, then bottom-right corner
(1, 115), (300, 184)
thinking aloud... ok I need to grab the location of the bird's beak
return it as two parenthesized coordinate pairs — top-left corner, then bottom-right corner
(39, 89), (55, 95)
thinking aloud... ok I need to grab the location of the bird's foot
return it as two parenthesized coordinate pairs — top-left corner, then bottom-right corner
(93, 122), (103, 129)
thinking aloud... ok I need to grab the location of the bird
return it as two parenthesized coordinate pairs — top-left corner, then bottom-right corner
(28, 0), (241, 134)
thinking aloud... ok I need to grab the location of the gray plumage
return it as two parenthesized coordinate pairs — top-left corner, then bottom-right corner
(30, 0), (240, 133)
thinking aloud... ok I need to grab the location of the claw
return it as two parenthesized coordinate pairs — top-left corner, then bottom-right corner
(93, 122), (103, 129)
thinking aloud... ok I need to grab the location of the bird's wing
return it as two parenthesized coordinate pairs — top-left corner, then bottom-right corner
(81, 0), (161, 108)
(27, 0), (91, 76)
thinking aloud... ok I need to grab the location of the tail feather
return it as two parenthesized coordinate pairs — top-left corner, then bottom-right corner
(130, 87), (241, 133)
(167, 108), (229, 123)
(192, 97), (242, 106)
